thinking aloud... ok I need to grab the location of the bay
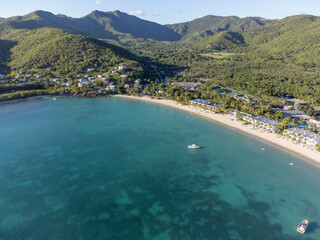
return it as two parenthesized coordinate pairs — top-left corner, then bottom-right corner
(0, 96), (319, 239)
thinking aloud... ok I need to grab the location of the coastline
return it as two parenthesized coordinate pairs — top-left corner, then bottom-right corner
(115, 95), (320, 166)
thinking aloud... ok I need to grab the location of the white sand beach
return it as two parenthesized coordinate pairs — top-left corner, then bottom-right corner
(116, 95), (320, 166)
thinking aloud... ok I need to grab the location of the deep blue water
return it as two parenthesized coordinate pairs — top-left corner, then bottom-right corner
(0, 96), (319, 240)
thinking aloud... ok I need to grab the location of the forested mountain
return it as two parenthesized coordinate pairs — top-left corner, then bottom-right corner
(242, 15), (320, 69)
(1, 28), (143, 76)
(183, 15), (320, 68)
(0, 10), (180, 41)
(0, 10), (272, 41)
(167, 15), (272, 40)
(0, 10), (115, 39)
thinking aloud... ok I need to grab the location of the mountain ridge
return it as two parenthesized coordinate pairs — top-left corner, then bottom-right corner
(0, 10), (274, 41)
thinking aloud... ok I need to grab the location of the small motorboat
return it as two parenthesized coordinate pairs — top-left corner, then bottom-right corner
(53, 98), (56, 101)
(290, 163), (294, 166)
(188, 144), (200, 149)
(261, 148), (265, 151)
(297, 219), (308, 234)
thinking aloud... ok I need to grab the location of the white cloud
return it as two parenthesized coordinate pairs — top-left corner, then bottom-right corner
(95, 0), (101, 5)
(130, 10), (145, 16)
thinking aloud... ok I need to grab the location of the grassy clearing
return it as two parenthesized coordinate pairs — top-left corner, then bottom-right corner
(200, 52), (239, 59)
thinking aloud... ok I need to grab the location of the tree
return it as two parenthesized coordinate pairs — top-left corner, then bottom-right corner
(274, 111), (284, 121)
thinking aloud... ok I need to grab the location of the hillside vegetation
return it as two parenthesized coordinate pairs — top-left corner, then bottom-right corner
(1, 28), (143, 76)
(167, 15), (272, 40)
(0, 11), (272, 42)
(242, 15), (320, 69)
(0, 10), (180, 41)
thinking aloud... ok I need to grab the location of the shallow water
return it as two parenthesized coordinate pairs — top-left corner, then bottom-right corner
(0, 97), (319, 240)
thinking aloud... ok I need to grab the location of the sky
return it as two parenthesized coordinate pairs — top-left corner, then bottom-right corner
(1, 0), (320, 24)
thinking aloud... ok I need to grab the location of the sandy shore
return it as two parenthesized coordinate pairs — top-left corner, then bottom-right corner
(115, 95), (320, 166)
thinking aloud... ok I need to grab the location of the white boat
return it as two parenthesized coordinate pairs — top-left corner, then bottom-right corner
(188, 144), (200, 149)
(297, 219), (308, 234)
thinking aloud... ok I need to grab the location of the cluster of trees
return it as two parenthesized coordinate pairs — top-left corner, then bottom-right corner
(0, 81), (46, 94)
(0, 90), (50, 102)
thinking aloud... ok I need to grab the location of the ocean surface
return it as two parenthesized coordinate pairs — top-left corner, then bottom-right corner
(0, 96), (320, 240)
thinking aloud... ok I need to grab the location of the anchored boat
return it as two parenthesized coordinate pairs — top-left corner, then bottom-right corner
(297, 219), (308, 234)
(188, 144), (200, 149)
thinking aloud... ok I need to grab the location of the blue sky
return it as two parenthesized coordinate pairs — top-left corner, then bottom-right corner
(1, 0), (320, 24)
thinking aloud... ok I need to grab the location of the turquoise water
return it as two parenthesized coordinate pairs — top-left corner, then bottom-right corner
(0, 96), (320, 240)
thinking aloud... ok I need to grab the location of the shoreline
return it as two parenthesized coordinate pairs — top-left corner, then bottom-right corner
(115, 95), (320, 166)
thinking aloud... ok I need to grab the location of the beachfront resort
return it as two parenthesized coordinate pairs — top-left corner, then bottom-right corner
(189, 98), (320, 152)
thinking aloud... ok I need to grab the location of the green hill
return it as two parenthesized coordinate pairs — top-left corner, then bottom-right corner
(167, 15), (272, 40)
(1, 28), (143, 76)
(0, 10), (115, 39)
(187, 31), (246, 51)
(242, 15), (320, 69)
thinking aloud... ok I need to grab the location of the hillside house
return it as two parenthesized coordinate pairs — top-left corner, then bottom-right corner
(78, 82), (89, 87)
(108, 85), (116, 91)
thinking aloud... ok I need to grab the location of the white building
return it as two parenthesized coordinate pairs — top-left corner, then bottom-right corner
(284, 128), (320, 148)
(108, 85), (116, 91)
(252, 116), (280, 133)
(309, 119), (320, 128)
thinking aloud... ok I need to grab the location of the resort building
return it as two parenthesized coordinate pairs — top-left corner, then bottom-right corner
(189, 99), (221, 111)
(281, 110), (311, 120)
(309, 119), (320, 128)
(251, 116), (280, 133)
(190, 99), (213, 106)
(171, 82), (201, 90)
(284, 128), (320, 148)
